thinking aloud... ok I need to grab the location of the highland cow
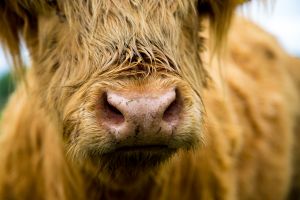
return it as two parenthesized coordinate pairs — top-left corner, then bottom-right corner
(0, 0), (299, 200)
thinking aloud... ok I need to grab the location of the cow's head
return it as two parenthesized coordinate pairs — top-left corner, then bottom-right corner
(0, 0), (245, 188)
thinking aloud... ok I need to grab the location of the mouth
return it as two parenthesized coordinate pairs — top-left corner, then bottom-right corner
(113, 144), (171, 153)
(92, 143), (177, 172)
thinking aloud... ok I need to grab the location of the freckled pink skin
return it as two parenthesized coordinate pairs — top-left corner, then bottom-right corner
(102, 89), (180, 143)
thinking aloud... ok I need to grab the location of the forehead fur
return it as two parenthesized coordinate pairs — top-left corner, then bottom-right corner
(63, 1), (196, 49)
(54, 1), (199, 77)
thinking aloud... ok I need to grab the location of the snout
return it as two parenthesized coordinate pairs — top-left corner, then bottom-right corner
(98, 88), (182, 151)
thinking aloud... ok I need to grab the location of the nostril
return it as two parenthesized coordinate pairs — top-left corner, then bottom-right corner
(163, 89), (181, 123)
(102, 92), (125, 124)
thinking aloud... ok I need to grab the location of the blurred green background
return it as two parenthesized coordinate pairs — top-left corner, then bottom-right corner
(0, 72), (14, 113)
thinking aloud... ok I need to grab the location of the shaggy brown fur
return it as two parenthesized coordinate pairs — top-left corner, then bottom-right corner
(0, 0), (299, 199)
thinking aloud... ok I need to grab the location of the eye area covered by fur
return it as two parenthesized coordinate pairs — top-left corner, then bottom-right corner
(0, 0), (241, 94)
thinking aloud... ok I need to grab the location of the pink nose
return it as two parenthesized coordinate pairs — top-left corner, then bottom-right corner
(99, 89), (181, 143)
